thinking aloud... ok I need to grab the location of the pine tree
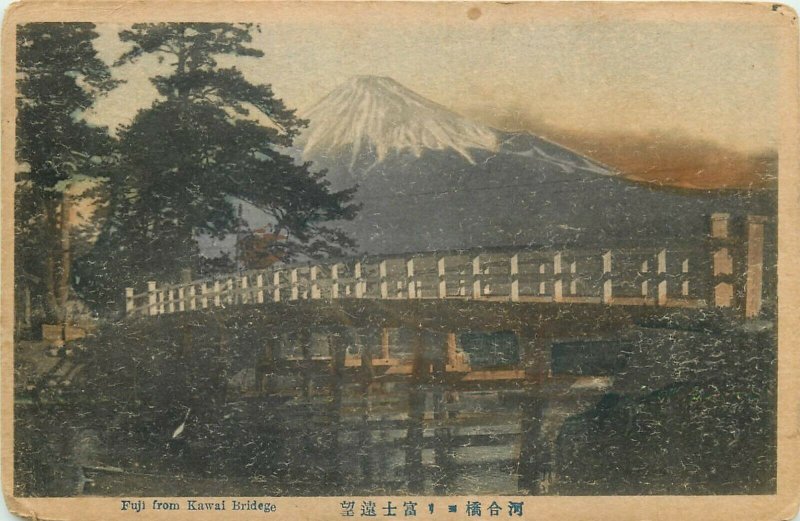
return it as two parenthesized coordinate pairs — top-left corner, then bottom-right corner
(16, 23), (117, 327)
(78, 23), (358, 310)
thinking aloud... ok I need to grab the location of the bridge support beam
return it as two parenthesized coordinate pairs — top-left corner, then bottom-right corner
(518, 396), (549, 495)
(517, 332), (552, 494)
(406, 330), (428, 493)
(326, 330), (347, 487)
(358, 329), (375, 485)
(432, 354), (456, 494)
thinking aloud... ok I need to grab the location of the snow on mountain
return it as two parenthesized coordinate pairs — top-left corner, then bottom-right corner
(299, 76), (499, 168)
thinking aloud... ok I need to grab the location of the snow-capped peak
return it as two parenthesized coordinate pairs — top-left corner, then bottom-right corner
(299, 76), (498, 167)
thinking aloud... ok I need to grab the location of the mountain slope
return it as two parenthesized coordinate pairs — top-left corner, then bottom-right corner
(297, 76), (775, 255)
(299, 76), (499, 168)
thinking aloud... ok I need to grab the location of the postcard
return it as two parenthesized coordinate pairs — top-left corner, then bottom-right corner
(2, 1), (799, 520)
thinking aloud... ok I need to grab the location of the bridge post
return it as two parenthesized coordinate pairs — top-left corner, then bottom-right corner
(553, 253), (563, 302)
(602, 251), (613, 304)
(224, 278), (233, 305)
(432, 345), (456, 494)
(213, 280), (221, 307)
(331, 264), (340, 299)
(517, 333), (552, 494)
(406, 258), (416, 299)
(355, 262), (365, 298)
(200, 282), (209, 309)
(188, 285), (196, 311)
(273, 271), (281, 302)
(379, 261), (388, 299)
(149, 287), (156, 315)
(177, 287), (185, 312)
(437, 257), (447, 298)
(381, 327), (391, 359)
(326, 330), (347, 485)
(745, 215), (767, 318)
(310, 266), (321, 299)
(510, 254), (520, 302)
(641, 260), (650, 299)
(406, 329), (428, 493)
(657, 249), (668, 306)
(255, 273), (264, 304)
(125, 288), (134, 315)
(240, 275), (249, 304)
(157, 287), (165, 315)
(569, 260), (578, 295)
(681, 258), (690, 297)
(164, 288), (173, 314)
(290, 268), (299, 300)
(472, 254), (482, 299)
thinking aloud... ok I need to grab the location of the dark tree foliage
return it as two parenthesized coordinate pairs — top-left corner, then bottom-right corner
(77, 24), (358, 310)
(552, 328), (776, 494)
(16, 23), (117, 325)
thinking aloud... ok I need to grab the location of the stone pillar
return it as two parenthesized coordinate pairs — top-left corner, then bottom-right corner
(745, 216), (767, 318)
(710, 213), (734, 308)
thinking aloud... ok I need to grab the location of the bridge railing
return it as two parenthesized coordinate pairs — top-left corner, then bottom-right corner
(124, 214), (771, 319)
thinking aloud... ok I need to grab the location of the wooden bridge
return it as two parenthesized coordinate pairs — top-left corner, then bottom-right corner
(109, 212), (773, 494)
(125, 213), (770, 320)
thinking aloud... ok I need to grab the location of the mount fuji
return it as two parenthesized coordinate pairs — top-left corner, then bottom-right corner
(297, 76), (774, 255)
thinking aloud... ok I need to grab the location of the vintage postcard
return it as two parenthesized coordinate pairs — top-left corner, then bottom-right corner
(2, 1), (800, 520)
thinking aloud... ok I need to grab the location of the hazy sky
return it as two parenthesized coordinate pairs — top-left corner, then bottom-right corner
(84, 3), (782, 154)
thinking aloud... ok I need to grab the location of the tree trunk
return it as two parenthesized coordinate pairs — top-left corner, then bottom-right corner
(57, 191), (72, 337)
(43, 201), (60, 324)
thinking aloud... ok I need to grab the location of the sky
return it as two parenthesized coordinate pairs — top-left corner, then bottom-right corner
(83, 3), (782, 156)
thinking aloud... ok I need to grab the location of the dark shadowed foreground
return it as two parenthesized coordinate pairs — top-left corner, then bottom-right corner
(15, 302), (775, 497)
